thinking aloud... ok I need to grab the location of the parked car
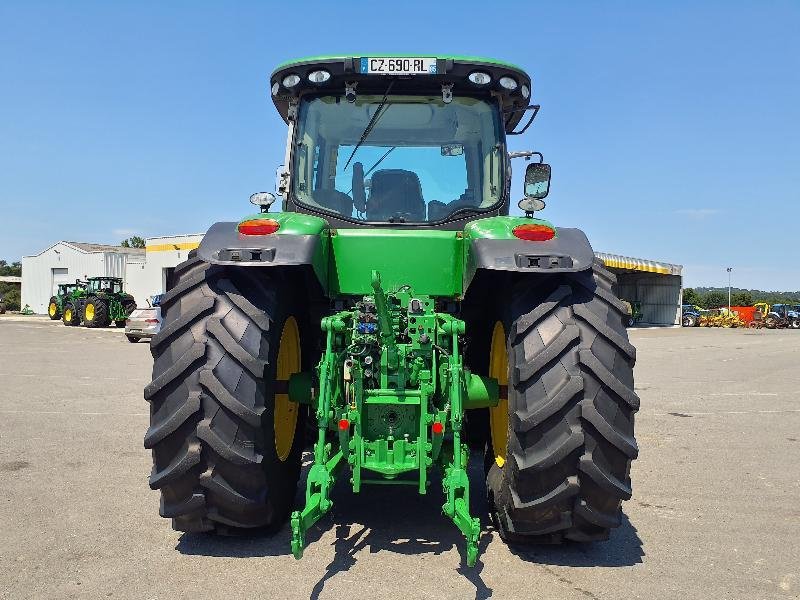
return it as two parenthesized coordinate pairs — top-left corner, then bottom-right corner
(125, 306), (162, 342)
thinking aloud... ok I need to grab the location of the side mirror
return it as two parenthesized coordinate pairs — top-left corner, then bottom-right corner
(250, 192), (276, 212)
(524, 162), (551, 199)
(518, 163), (551, 215)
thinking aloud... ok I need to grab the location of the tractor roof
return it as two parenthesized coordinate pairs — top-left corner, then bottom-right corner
(270, 54), (534, 133)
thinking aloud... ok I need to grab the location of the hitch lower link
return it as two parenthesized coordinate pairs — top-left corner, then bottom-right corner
(289, 272), (491, 566)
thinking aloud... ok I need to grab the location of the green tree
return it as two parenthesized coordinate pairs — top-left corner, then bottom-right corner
(731, 291), (753, 306)
(682, 288), (700, 306)
(120, 236), (145, 248)
(1, 288), (20, 311)
(702, 291), (727, 309)
(0, 260), (22, 276)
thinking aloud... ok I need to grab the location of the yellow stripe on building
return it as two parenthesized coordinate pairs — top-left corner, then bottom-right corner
(595, 252), (679, 276)
(145, 242), (201, 252)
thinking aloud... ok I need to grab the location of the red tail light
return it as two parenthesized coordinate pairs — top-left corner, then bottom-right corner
(238, 218), (280, 236)
(512, 223), (555, 241)
(432, 422), (444, 435)
(338, 419), (350, 431)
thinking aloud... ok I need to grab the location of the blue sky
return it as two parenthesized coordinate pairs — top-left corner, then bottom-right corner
(1, 1), (798, 289)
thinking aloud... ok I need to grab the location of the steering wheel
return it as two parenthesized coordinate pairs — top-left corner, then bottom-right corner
(352, 162), (367, 213)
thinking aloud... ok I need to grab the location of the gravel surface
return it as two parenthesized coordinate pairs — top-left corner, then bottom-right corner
(1, 319), (798, 599)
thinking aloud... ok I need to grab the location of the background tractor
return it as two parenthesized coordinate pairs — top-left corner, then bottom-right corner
(48, 280), (86, 322)
(750, 302), (800, 329)
(80, 277), (137, 328)
(682, 304), (704, 327)
(144, 55), (639, 566)
(767, 304), (800, 329)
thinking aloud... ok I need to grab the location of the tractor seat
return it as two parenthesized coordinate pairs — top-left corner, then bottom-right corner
(366, 169), (425, 222)
(313, 188), (354, 217)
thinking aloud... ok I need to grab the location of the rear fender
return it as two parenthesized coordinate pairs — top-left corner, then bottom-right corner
(197, 212), (330, 289)
(463, 216), (594, 290)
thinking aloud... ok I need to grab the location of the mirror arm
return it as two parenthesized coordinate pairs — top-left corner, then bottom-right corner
(508, 151), (543, 163)
(505, 104), (540, 136)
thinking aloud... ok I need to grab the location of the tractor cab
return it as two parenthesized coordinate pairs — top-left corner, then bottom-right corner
(86, 277), (123, 295)
(267, 55), (544, 227)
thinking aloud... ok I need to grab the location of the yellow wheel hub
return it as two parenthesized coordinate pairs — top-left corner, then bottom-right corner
(85, 303), (95, 321)
(49, 303), (57, 317)
(274, 316), (301, 461)
(64, 308), (72, 321)
(488, 321), (509, 468)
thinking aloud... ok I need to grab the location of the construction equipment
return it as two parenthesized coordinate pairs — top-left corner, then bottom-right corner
(144, 55), (639, 566)
(699, 308), (745, 328)
(768, 304), (800, 329)
(48, 280), (86, 321)
(80, 277), (137, 328)
(748, 303), (799, 329)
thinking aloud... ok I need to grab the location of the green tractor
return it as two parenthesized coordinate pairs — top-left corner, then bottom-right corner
(144, 55), (639, 566)
(80, 277), (137, 328)
(48, 280), (87, 321)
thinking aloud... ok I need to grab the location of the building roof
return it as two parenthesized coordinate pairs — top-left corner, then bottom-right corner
(65, 242), (145, 255)
(596, 252), (682, 276)
(24, 240), (146, 258)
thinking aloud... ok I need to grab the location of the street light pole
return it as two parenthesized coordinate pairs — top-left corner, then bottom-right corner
(727, 267), (732, 312)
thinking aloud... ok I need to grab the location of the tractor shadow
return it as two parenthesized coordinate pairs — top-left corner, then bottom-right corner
(176, 452), (643, 599)
(301, 454), (496, 600)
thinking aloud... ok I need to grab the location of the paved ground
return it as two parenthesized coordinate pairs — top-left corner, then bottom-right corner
(1, 317), (798, 599)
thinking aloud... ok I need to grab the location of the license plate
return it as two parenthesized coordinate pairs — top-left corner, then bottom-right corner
(360, 57), (437, 75)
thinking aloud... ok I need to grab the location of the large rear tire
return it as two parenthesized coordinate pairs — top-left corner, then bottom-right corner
(83, 297), (109, 328)
(62, 302), (80, 326)
(144, 255), (306, 534)
(48, 297), (61, 320)
(486, 261), (639, 543)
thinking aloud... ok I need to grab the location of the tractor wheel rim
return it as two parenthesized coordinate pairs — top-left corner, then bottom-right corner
(85, 303), (95, 321)
(488, 321), (509, 468)
(274, 316), (301, 462)
(65, 308), (72, 321)
(49, 303), (56, 317)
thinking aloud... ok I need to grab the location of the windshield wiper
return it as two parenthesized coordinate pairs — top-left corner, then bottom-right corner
(346, 146), (396, 195)
(342, 79), (395, 172)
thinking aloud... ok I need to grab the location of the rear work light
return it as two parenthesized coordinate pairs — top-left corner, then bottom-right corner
(512, 223), (555, 241)
(238, 218), (280, 236)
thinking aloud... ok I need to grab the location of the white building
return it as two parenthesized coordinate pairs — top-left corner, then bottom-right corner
(21, 241), (145, 314)
(125, 234), (203, 306)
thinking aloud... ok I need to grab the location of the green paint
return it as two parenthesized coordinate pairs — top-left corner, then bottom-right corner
(329, 229), (463, 297)
(289, 270), (497, 566)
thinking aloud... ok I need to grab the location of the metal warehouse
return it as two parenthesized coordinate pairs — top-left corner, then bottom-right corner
(596, 252), (684, 326)
(21, 241), (144, 315)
